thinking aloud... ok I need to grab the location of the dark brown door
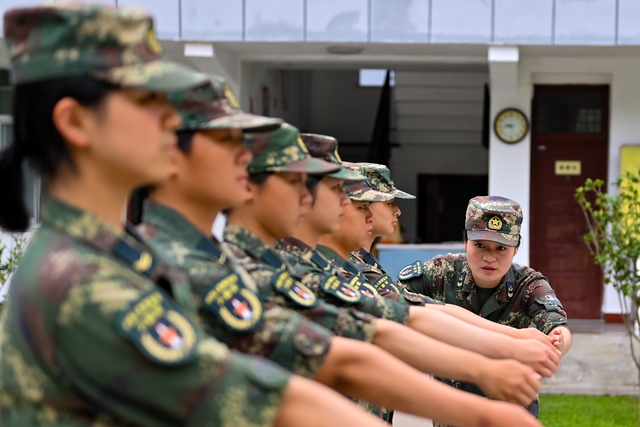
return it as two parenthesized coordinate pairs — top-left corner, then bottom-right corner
(530, 85), (608, 319)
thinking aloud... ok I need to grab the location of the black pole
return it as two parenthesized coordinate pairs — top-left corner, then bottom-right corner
(368, 70), (392, 164)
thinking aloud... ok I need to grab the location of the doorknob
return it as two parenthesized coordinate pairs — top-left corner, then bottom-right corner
(537, 146), (547, 150)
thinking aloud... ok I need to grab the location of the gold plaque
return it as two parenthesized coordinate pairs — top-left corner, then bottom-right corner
(555, 161), (581, 176)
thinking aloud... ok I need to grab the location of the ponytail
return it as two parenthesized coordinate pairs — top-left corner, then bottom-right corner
(0, 77), (115, 232)
(0, 143), (29, 231)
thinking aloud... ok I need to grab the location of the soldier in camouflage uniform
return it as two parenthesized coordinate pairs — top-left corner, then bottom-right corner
(398, 196), (572, 422)
(0, 5), (390, 427)
(347, 162), (415, 285)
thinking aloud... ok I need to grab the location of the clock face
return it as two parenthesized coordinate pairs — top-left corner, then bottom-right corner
(494, 109), (529, 144)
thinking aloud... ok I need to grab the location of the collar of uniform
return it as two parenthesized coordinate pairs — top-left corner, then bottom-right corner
(494, 265), (516, 302)
(349, 248), (367, 265)
(40, 194), (125, 251)
(223, 222), (270, 260)
(456, 264), (476, 294)
(277, 237), (314, 262)
(142, 200), (211, 249)
(316, 244), (347, 266)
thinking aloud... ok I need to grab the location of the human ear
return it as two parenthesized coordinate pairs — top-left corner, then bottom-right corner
(513, 246), (520, 256)
(52, 97), (96, 149)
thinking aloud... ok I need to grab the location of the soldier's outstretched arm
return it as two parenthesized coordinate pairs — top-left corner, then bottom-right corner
(406, 306), (561, 377)
(369, 319), (541, 405)
(314, 337), (543, 427)
(426, 302), (555, 345)
(276, 376), (387, 427)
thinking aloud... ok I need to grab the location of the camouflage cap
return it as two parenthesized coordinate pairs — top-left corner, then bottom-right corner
(300, 133), (365, 180)
(171, 76), (282, 132)
(358, 162), (416, 199)
(4, 4), (207, 91)
(342, 162), (395, 202)
(246, 124), (341, 175)
(465, 196), (522, 247)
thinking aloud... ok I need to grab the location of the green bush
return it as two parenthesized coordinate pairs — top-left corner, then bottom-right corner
(0, 234), (27, 305)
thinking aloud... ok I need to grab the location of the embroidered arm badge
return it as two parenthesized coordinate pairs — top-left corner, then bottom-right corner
(116, 290), (198, 366)
(202, 273), (263, 333)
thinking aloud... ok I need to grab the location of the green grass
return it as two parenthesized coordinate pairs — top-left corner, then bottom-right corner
(539, 395), (638, 427)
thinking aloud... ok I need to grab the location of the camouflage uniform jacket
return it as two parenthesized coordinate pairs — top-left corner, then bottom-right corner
(317, 245), (440, 307)
(276, 237), (410, 325)
(0, 196), (291, 427)
(137, 201), (334, 379)
(399, 253), (568, 398)
(223, 223), (377, 344)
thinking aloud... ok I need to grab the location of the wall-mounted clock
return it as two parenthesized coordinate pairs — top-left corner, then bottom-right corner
(494, 108), (529, 144)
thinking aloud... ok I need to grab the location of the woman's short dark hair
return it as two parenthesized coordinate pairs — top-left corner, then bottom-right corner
(462, 229), (521, 248)
(0, 76), (115, 231)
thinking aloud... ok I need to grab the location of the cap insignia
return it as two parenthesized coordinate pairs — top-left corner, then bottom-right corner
(488, 216), (503, 230)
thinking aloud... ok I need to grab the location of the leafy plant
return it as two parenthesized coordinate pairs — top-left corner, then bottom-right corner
(0, 234), (27, 301)
(575, 173), (640, 424)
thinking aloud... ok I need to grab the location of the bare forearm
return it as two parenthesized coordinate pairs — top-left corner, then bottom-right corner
(428, 304), (522, 338)
(276, 376), (386, 427)
(407, 306), (516, 359)
(372, 319), (485, 383)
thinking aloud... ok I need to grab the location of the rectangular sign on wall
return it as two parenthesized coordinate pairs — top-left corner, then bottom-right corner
(620, 145), (640, 176)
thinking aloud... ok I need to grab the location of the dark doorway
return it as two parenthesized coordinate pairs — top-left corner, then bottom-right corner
(418, 174), (488, 243)
(530, 85), (609, 319)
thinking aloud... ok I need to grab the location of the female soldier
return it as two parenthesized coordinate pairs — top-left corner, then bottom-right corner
(0, 5), (388, 427)
(397, 196), (572, 422)
(135, 84), (545, 425)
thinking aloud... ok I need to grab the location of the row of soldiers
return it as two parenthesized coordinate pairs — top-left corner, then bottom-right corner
(0, 4), (570, 427)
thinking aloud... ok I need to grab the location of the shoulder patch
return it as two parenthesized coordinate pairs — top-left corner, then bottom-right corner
(272, 271), (318, 308)
(321, 275), (363, 303)
(397, 261), (423, 281)
(116, 290), (198, 366)
(201, 273), (263, 332)
(346, 274), (378, 299)
(372, 274), (401, 294)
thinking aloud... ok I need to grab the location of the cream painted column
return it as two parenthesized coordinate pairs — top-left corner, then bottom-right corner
(488, 46), (532, 265)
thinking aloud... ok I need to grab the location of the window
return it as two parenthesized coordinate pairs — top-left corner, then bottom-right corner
(0, 117), (40, 224)
(535, 90), (603, 134)
(359, 69), (395, 87)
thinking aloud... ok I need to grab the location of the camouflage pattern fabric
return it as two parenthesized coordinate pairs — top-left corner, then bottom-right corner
(136, 201), (334, 379)
(4, 5), (207, 91)
(223, 222), (377, 343)
(277, 237), (410, 325)
(317, 245), (441, 307)
(245, 124), (340, 175)
(398, 252), (568, 401)
(465, 196), (522, 247)
(300, 134), (365, 180)
(354, 163), (416, 199)
(0, 196), (290, 427)
(170, 76), (282, 132)
(341, 162), (395, 202)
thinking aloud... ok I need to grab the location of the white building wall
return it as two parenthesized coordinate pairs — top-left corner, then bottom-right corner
(489, 55), (640, 315)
